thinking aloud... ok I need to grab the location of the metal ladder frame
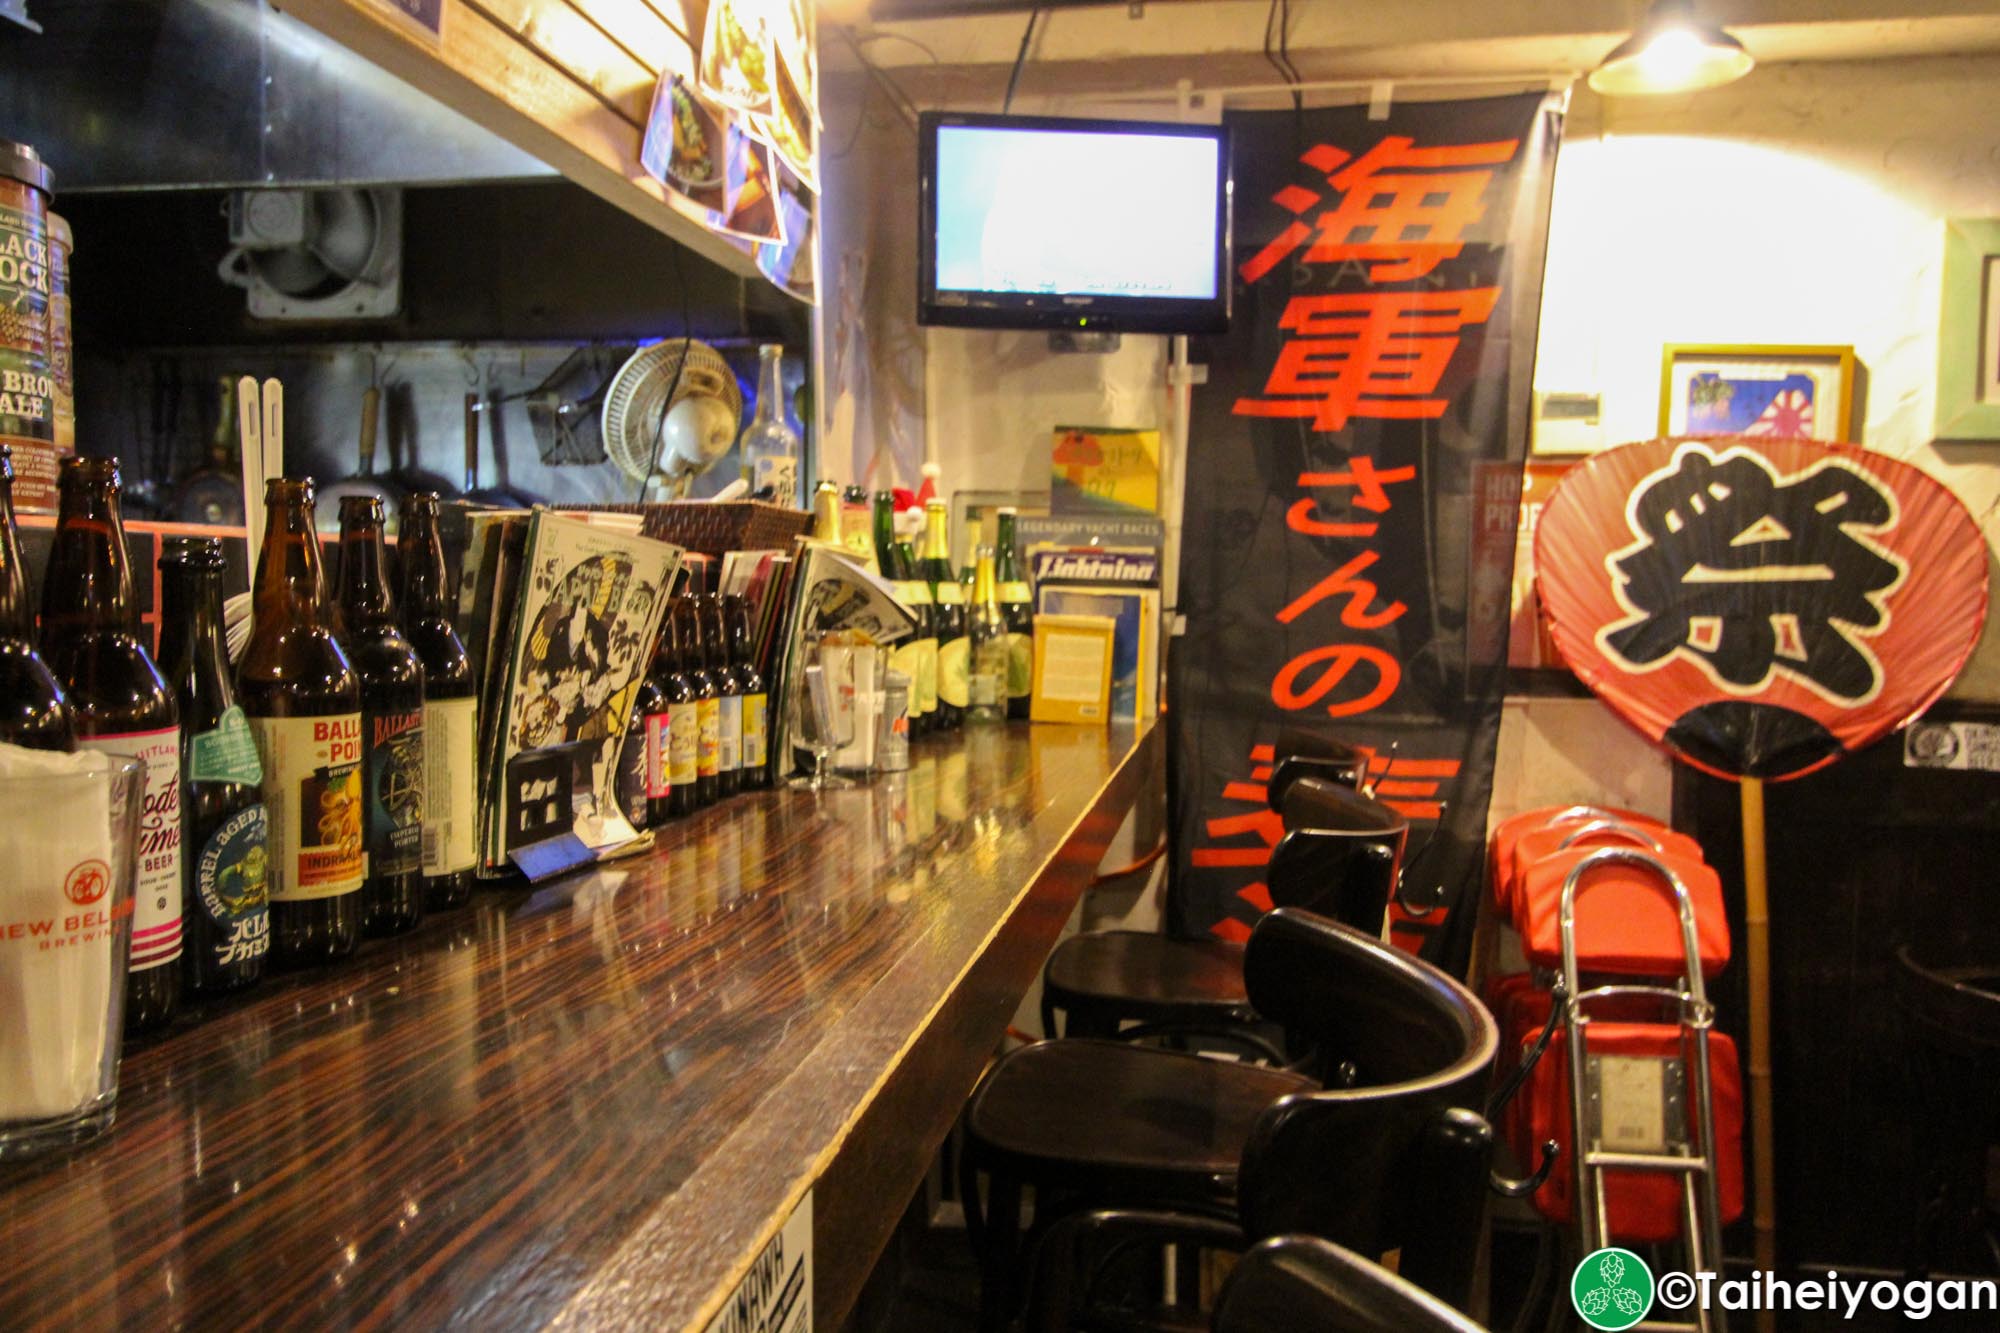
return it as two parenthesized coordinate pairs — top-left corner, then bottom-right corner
(1558, 847), (1729, 1333)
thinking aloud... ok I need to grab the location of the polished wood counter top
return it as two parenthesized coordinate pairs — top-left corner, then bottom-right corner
(0, 720), (1159, 1331)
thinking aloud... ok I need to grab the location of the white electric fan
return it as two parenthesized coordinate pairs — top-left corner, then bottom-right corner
(600, 340), (744, 499)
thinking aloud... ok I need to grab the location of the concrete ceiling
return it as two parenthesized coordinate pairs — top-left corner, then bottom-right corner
(823, 0), (2000, 104)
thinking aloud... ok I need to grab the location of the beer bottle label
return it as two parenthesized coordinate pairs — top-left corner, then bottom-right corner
(617, 722), (650, 829)
(195, 803), (270, 970)
(753, 454), (798, 501)
(937, 636), (971, 708)
(917, 637), (940, 715)
(365, 709), (425, 878)
(935, 581), (965, 606)
(969, 655), (1002, 707)
(742, 692), (768, 769)
(717, 695), (742, 773)
(697, 697), (720, 777)
(1000, 581), (1032, 606)
(669, 702), (698, 787)
(81, 726), (182, 971)
(188, 705), (264, 786)
(249, 714), (364, 902)
(1006, 633), (1034, 700)
(889, 641), (926, 709)
(644, 710), (673, 799)
(422, 696), (478, 877)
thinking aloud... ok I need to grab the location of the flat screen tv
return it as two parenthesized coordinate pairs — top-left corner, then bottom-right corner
(918, 111), (1232, 335)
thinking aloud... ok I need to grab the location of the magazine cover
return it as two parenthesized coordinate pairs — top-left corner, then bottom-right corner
(1036, 586), (1160, 724)
(483, 513), (683, 868)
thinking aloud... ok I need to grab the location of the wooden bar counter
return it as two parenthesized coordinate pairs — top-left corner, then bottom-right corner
(0, 720), (1159, 1330)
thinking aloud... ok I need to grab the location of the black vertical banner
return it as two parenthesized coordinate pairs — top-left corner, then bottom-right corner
(1170, 92), (1564, 970)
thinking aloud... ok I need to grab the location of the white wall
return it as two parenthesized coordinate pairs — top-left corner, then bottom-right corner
(1536, 53), (2000, 700)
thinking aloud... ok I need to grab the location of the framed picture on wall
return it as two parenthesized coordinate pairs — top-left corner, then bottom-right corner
(1934, 218), (2000, 441)
(1658, 343), (1857, 441)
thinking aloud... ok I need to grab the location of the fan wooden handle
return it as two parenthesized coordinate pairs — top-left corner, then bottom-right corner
(359, 387), (381, 475)
(464, 392), (480, 491)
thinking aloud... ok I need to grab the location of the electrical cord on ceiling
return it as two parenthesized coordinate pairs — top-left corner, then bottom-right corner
(639, 241), (696, 502)
(839, 25), (920, 129)
(1264, 0), (1303, 111)
(1002, 7), (1041, 114)
(830, 29), (940, 159)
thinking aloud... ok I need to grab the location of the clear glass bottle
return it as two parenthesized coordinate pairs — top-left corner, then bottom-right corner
(740, 344), (801, 506)
(967, 547), (1008, 725)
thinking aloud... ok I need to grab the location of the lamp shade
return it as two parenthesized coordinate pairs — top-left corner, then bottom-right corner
(1589, 0), (1755, 96)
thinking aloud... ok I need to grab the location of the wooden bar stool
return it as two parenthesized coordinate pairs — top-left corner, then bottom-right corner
(1042, 775), (1405, 1040)
(967, 908), (1500, 1331)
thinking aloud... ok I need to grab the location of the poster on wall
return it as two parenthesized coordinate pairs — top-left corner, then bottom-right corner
(697, 0), (776, 116)
(641, 74), (787, 246)
(757, 159), (818, 302)
(1168, 92), (1564, 968)
(639, 1), (818, 304)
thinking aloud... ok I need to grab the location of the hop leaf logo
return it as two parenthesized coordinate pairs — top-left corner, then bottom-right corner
(1570, 1247), (1654, 1330)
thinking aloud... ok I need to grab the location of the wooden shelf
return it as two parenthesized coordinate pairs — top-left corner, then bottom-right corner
(277, 0), (771, 285)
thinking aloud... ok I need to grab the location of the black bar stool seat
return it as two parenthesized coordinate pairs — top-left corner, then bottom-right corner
(967, 1038), (1315, 1198)
(1043, 933), (1256, 1034)
(969, 909), (1499, 1331)
(1042, 772), (1404, 1039)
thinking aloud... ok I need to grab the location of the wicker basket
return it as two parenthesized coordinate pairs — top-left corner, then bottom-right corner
(570, 500), (811, 556)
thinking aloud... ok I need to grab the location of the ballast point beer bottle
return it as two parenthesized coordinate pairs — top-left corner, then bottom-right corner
(158, 537), (268, 996)
(398, 493), (477, 911)
(239, 479), (364, 966)
(335, 496), (425, 938)
(41, 456), (182, 1031)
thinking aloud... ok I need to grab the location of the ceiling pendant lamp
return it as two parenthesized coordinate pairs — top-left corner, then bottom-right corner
(1588, 0), (1755, 96)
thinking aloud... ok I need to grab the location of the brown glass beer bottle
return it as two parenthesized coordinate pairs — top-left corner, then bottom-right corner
(701, 594), (743, 798)
(725, 595), (769, 790)
(0, 444), (73, 750)
(397, 493), (476, 911)
(239, 479), (364, 966)
(41, 456), (182, 1031)
(334, 496), (425, 937)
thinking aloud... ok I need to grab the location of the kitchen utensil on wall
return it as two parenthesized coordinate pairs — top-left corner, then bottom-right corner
(378, 380), (460, 502)
(315, 385), (403, 534)
(463, 391), (542, 509)
(167, 377), (248, 526)
(524, 346), (624, 467)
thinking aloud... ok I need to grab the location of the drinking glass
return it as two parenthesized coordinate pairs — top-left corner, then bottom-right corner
(0, 754), (145, 1158)
(789, 657), (854, 792)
